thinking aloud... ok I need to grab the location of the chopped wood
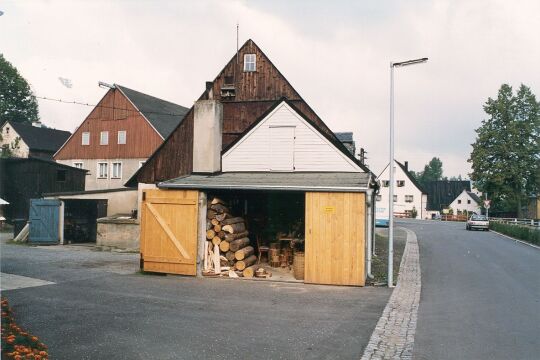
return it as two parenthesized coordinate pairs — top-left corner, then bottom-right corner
(206, 221), (213, 231)
(212, 236), (222, 246)
(218, 231), (226, 239)
(235, 255), (257, 271)
(225, 251), (236, 261)
(224, 231), (249, 242)
(213, 244), (221, 273)
(234, 246), (255, 261)
(211, 197), (227, 206)
(229, 237), (250, 252)
(207, 209), (217, 219)
(210, 203), (229, 214)
(221, 217), (244, 225)
(211, 219), (220, 226)
(228, 270), (239, 278)
(213, 224), (222, 232)
(242, 265), (259, 278)
(206, 229), (216, 240)
(203, 240), (209, 271)
(222, 222), (246, 234)
(219, 240), (230, 252)
(215, 213), (230, 222)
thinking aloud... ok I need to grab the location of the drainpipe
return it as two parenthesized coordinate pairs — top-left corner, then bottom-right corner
(366, 189), (374, 279)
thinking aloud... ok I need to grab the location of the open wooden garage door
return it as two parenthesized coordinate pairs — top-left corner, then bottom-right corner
(305, 192), (366, 286)
(140, 189), (199, 275)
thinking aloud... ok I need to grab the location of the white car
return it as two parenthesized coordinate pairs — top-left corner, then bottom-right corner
(466, 214), (489, 231)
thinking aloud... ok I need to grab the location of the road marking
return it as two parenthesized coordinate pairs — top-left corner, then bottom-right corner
(361, 227), (421, 360)
(0, 272), (55, 291)
(489, 230), (540, 250)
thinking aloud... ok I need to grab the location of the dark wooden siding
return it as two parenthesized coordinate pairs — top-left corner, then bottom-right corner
(54, 89), (163, 160)
(133, 39), (349, 184)
(0, 158), (86, 220)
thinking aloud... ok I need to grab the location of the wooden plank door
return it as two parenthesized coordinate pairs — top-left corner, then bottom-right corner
(140, 189), (199, 275)
(305, 192), (366, 286)
(29, 199), (61, 244)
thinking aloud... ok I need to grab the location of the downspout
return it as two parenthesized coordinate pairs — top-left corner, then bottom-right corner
(366, 188), (374, 279)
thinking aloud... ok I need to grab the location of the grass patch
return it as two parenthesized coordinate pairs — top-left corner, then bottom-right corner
(490, 222), (540, 245)
(367, 229), (407, 285)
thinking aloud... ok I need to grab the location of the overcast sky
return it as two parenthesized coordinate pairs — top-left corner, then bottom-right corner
(1, 0), (539, 176)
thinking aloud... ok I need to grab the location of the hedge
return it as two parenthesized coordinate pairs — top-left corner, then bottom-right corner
(489, 222), (540, 245)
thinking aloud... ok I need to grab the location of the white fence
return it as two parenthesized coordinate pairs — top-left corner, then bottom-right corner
(489, 217), (540, 228)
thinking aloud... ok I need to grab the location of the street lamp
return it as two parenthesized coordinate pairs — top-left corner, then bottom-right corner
(388, 57), (428, 287)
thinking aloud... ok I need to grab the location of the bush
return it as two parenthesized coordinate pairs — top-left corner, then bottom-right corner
(489, 222), (540, 245)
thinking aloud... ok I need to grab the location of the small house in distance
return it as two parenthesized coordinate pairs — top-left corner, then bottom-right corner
(448, 189), (482, 215)
(423, 180), (471, 218)
(0, 121), (71, 159)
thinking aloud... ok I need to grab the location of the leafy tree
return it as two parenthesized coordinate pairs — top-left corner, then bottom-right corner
(412, 157), (444, 186)
(468, 84), (540, 217)
(0, 54), (39, 124)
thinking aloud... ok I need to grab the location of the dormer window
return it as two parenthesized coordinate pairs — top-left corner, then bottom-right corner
(244, 54), (256, 72)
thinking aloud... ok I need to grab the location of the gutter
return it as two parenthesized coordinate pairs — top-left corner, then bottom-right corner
(366, 188), (374, 279)
(158, 182), (369, 193)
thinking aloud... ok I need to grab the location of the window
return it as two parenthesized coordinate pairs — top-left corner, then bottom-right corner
(244, 54), (256, 72)
(56, 170), (66, 182)
(382, 180), (390, 187)
(82, 132), (90, 145)
(73, 162), (83, 169)
(405, 195), (414, 203)
(139, 161), (146, 168)
(100, 131), (109, 145)
(376, 195), (382, 201)
(5, 127), (9, 134)
(467, 200), (471, 204)
(458, 199), (462, 204)
(111, 162), (122, 179)
(397, 180), (405, 187)
(118, 130), (126, 144)
(97, 162), (108, 179)
(393, 195), (398, 202)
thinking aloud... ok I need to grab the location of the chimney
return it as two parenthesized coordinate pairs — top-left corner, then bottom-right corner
(192, 100), (223, 173)
(404, 161), (409, 171)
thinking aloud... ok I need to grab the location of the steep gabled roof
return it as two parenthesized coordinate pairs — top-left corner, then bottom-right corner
(8, 121), (71, 153)
(115, 85), (189, 139)
(466, 191), (481, 204)
(395, 160), (426, 194)
(424, 180), (471, 211)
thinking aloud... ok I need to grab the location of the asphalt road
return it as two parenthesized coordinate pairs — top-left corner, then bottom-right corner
(0, 240), (390, 359)
(397, 219), (540, 360)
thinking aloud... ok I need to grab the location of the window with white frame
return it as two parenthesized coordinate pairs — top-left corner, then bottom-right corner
(100, 131), (109, 145)
(117, 130), (126, 144)
(397, 180), (405, 187)
(111, 162), (122, 179)
(393, 195), (398, 202)
(82, 132), (90, 145)
(97, 162), (108, 179)
(405, 195), (414, 203)
(244, 54), (256, 72)
(382, 180), (389, 187)
(376, 195), (382, 201)
(73, 162), (83, 169)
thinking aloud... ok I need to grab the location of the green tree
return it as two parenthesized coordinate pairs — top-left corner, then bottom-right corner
(412, 157), (444, 186)
(468, 84), (540, 217)
(0, 54), (39, 124)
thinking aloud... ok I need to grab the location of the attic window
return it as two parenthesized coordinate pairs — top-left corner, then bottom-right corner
(244, 54), (256, 72)
(397, 180), (405, 187)
(5, 127), (9, 134)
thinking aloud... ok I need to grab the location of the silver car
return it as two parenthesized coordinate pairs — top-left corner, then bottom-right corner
(466, 214), (489, 231)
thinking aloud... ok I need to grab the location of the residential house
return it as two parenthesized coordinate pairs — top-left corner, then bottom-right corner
(54, 85), (189, 191)
(130, 39), (378, 286)
(424, 180), (471, 217)
(376, 160), (428, 219)
(448, 189), (482, 214)
(0, 121), (71, 159)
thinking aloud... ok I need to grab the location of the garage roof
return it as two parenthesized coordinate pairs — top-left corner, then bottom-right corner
(158, 172), (372, 192)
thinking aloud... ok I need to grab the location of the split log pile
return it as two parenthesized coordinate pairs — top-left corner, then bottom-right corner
(203, 197), (270, 279)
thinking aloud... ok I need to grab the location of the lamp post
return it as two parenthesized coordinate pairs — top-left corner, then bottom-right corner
(388, 57), (428, 287)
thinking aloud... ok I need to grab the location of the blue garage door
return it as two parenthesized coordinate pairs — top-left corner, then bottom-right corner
(29, 199), (61, 244)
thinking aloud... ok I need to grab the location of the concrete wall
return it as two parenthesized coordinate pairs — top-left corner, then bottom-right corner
(57, 158), (146, 191)
(97, 217), (139, 250)
(0, 122), (29, 158)
(193, 100), (222, 173)
(137, 183), (157, 221)
(47, 189), (137, 217)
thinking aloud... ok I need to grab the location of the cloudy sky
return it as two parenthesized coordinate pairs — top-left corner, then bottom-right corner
(1, 0), (539, 176)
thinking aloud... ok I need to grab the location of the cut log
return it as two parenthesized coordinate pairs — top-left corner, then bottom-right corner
(211, 219), (220, 226)
(211, 197), (227, 206)
(213, 224), (222, 232)
(228, 270), (239, 278)
(206, 229), (216, 240)
(235, 246), (255, 261)
(207, 209), (217, 219)
(225, 251), (236, 261)
(219, 241), (230, 252)
(223, 222), (246, 234)
(206, 221), (213, 231)
(242, 265), (259, 278)
(203, 240), (209, 271)
(224, 231), (249, 242)
(221, 217), (244, 226)
(210, 203), (229, 214)
(212, 236), (222, 246)
(215, 213), (230, 222)
(229, 237), (250, 252)
(235, 255), (257, 271)
(218, 231), (226, 239)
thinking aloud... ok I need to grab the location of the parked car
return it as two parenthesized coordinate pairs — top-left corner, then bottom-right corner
(376, 218), (389, 227)
(466, 214), (489, 231)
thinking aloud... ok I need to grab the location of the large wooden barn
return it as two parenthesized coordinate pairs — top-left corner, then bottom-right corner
(130, 40), (378, 286)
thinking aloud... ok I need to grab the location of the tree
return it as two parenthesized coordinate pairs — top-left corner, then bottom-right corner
(412, 157), (444, 186)
(0, 54), (39, 124)
(468, 84), (540, 217)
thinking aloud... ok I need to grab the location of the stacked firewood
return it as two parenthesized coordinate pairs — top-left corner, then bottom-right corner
(203, 197), (261, 278)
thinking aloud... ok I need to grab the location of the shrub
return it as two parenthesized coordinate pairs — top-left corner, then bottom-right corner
(489, 222), (540, 245)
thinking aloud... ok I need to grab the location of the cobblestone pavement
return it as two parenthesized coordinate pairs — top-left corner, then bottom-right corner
(361, 228), (421, 360)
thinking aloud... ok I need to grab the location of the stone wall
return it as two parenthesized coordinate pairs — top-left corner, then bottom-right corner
(97, 216), (139, 250)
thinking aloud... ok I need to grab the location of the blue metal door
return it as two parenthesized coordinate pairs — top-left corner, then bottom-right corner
(29, 199), (61, 244)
